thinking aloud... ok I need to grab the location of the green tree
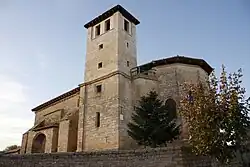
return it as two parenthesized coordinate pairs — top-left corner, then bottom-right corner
(180, 65), (250, 164)
(127, 91), (180, 148)
(220, 67), (250, 165)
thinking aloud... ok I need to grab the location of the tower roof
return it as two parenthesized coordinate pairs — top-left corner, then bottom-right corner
(84, 5), (140, 29)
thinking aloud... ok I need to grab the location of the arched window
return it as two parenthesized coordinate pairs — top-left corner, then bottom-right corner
(165, 98), (177, 119)
(32, 133), (46, 153)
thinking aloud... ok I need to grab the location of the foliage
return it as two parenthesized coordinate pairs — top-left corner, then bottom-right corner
(127, 91), (180, 148)
(3, 145), (20, 151)
(180, 65), (250, 164)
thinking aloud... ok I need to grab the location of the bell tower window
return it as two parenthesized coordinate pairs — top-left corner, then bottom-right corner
(105, 19), (110, 31)
(124, 19), (129, 32)
(95, 25), (101, 36)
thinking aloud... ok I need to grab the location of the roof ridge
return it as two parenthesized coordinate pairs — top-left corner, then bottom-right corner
(32, 87), (80, 112)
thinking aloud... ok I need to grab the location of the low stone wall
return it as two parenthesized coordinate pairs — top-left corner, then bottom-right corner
(0, 145), (241, 167)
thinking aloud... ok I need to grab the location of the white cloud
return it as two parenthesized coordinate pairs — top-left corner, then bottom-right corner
(0, 75), (33, 151)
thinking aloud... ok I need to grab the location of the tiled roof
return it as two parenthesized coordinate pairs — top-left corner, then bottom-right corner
(4, 147), (21, 154)
(84, 4), (140, 28)
(136, 56), (213, 74)
(31, 87), (80, 112)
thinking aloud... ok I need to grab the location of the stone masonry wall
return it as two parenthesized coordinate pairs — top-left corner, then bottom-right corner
(25, 127), (58, 153)
(0, 146), (209, 167)
(34, 93), (79, 125)
(155, 63), (208, 139)
(82, 75), (120, 151)
(20, 133), (28, 154)
(0, 146), (242, 167)
(155, 63), (208, 105)
(117, 12), (137, 76)
(118, 74), (136, 149)
(21, 93), (79, 154)
(84, 13), (119, 83)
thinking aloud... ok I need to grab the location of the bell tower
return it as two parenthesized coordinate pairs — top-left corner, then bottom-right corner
(77, 5), (140, 151)
(84, 5), (140, 82)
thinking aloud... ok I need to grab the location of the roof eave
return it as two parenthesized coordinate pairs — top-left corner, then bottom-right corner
(84, 5), (140, 29)
(31, 87), (80, 112)
(137, 56), (213, 75)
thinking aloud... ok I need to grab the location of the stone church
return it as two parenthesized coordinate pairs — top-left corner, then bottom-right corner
(20, 5), (212, 154)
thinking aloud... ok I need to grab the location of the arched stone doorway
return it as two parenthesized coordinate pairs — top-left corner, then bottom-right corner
(31, 133), (46, 153)
(165, 98), (177, 119)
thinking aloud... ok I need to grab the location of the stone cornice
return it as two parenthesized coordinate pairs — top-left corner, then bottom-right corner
(32, 71), (130, 112)
(79, 71), (131, 87)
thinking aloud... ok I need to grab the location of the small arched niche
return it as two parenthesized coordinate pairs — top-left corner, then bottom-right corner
(165, 98), (177, 119)
(31, 133), (46, 153)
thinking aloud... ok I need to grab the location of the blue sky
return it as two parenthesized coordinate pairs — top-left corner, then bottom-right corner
(0, 0), (249, 150)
